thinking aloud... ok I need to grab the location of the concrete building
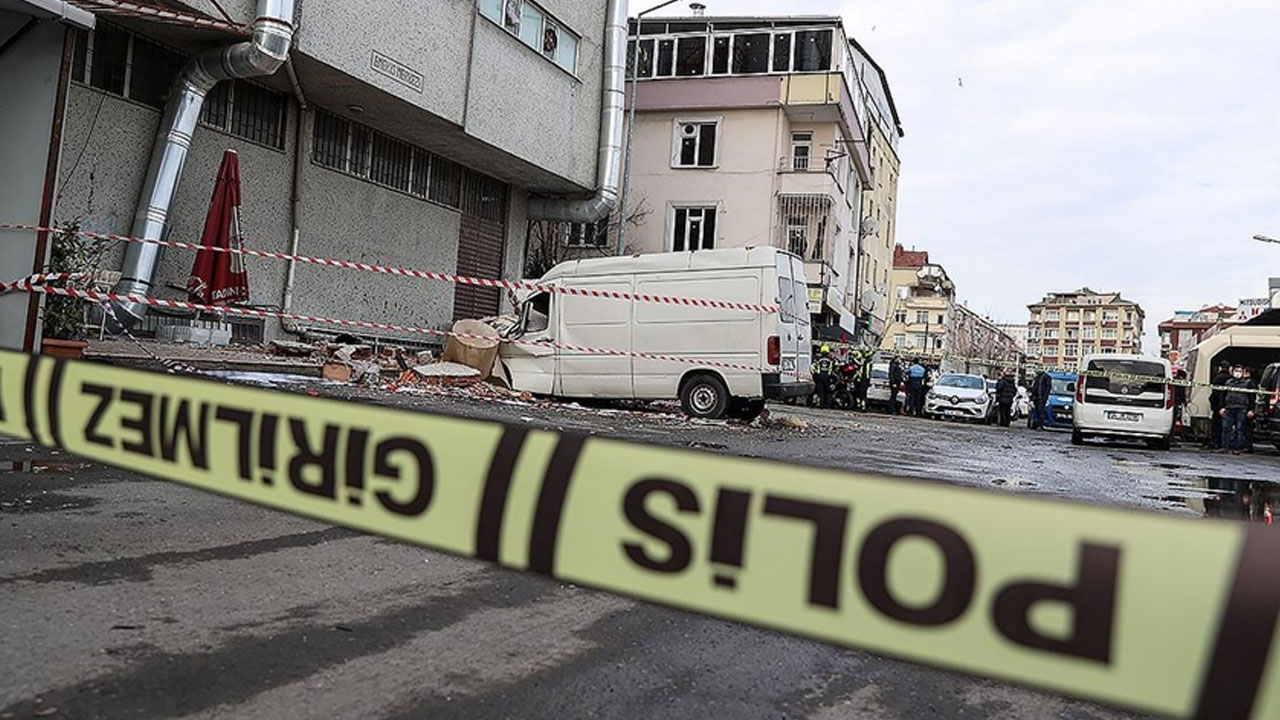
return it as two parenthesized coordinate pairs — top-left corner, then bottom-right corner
(1158, 305), (1236, 364)
(1027, 288), (1145, 370)
(995, 323), (1029, 355)
(621, 16), (880, 341)
(882, 244), (955, 359)
(950, 307), (1023, 377)
(846, 37), (903, 347)
(2, 0), (623, 350)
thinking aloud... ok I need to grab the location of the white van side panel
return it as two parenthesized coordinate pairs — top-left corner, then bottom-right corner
(556, 279), (634, 398)
(632, 271), (764, 398)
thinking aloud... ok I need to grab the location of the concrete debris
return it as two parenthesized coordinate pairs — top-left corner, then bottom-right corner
(267, 339), (321, 357)
(396, 362), (483, 388)
(765, 415), (809, 430)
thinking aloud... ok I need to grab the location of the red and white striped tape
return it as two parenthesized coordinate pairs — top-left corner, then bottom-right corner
(0, 225), (781, 315)
(2, 278), (772, 375)
(68, 0), (247, 34)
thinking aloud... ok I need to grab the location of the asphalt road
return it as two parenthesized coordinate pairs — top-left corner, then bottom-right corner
(2, 385), (1276, 720)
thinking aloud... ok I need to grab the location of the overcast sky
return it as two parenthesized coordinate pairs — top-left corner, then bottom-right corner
(654, 0), (1280, 352)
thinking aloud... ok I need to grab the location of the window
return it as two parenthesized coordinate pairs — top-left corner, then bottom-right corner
(711, 36), (730, 74)
(1102, 328), (1117, 339)
(792, 29), (833, 71)
(894, 334), (906, 348)
(1066, 328), (1078, 339)
(791, 132), (812, 171)
(312, 109), (503, 214)
(1028, 327), (1040, 339)
(1067, 311), (1080, 322)
(894, 309), (907, 324)
(676, 36), (706, 76)
(1103, 310), (1119, 322)
(934, 337), (944, 350)
(1046, 328), (1060, 339)
(86, 22), (128, 95)
(786, 216), (807, 256)
(731, 33), (770, 73)
(1084, 310), (1096, 322)
(915, 310), (929, 324)
(128, 35), (186, 108)
(566, 220), (609, 248)
(1065, 342), (1079, 358)
(937, 314), (945, 325)
(673, 120), (718, 167)
(772, 33), (791, 72)
(1028, 342), (1040, 355)
(480, 0), (579, 73)
(1102, 347), (1117, 355)
(201, 79), (287, 149)
(672, 207), (716, 251)
(1083, 326), (1096, 339)
(1046, 310), (1060, 321)
(656, 38), (675, 76)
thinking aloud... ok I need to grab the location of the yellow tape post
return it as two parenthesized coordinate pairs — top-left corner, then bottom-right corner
(2, 349), (1279, 719)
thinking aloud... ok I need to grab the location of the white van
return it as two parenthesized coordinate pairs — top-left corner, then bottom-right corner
(499, 247), (814, 420)
(1072, 354), (1174, 450)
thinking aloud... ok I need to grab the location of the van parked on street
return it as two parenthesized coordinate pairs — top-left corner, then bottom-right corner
(1184, 325), (1280, 440)
(1072, 354), (1174, 450)
(499, 247), (814, 420)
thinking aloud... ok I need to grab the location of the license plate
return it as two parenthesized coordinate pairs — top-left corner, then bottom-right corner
(1106, 411), (1142, 422)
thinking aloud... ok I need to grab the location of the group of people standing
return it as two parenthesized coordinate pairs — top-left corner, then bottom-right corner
(1209, 362), (1259, 454)
(885, 356), (931, 417)
(811, 345), (875, 410)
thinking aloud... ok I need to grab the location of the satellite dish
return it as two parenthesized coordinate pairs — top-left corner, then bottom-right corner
(860, 290), (879, 312)
(859, 216), (878, 238)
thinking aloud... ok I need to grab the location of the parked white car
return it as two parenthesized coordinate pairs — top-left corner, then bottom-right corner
(867, 362), (893, 408)
(1073, 354), (1174, 450)
(500, 247), (814, 420)
(925, 373), (992, 422)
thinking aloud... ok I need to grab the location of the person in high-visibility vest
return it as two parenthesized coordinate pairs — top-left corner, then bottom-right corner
(813, 345), (836, 408)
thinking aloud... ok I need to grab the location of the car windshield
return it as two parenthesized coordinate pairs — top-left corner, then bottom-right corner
(871, 368), (888, 380)
(936, 375), (984, 390)
(1051, 378), (1074, 395)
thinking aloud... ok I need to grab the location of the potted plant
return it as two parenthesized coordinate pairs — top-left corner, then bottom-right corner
(39, 221), (110, 359)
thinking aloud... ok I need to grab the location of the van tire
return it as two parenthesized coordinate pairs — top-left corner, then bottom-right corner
(681, 374), (730, 419)
(1149, 435), (1172, 451)
(1071, 430), (1084, 446)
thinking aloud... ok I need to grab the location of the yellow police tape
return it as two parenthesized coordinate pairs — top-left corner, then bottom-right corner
(2, 349), (1279, 720)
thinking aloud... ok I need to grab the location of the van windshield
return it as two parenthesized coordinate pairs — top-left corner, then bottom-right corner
(1051, 378), (1074, 396)
(871, 368), (888, 380)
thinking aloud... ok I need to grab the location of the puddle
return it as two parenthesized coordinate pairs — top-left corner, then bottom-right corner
(1145, 476), (1280, 523)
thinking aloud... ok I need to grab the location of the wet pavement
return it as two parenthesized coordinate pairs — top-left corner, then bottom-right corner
(2, 384), (1276, 720)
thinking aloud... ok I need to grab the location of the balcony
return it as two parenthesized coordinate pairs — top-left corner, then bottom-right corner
(777, 155), (848, 200)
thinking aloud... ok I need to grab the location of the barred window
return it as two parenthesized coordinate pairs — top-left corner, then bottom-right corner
(129, 35), (186, 108)
(201, 79), (286, 149)
(429, 156), (462, 208)
(88, 22), (129, 95)
(310, 108), (503, 222)
(312, 111), (350, 171)
(567, 220), (609, 248)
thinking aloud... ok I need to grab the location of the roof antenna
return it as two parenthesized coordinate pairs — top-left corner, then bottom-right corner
(689, 2), (706, 16)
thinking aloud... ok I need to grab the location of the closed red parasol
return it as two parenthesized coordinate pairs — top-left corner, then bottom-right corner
(187, 150), (249, 305)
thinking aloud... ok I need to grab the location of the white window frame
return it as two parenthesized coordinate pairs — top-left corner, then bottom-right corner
(668, 203), (719, 252)
(791, 131), (813, 171)
(1046, 310), (1060, 321)
(671, 117), (721, 169)
(479, 0), (579, 75)
(1102, 328), (1117, 339)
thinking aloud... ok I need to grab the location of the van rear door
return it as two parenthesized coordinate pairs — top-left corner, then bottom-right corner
(790, 254), (812, 378)
(773, 252), (804, 383)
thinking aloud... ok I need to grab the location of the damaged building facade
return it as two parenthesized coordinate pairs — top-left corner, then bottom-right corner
(2, 0), (619, 349)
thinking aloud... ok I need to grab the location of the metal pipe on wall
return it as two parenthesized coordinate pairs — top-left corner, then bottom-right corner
(525, 0), (628, 225)
(109, 0), (296, 328)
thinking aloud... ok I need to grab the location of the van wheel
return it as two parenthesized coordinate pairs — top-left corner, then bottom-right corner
(1071, 430), (1084, 446)
(681, 374), (730, 419)
(1149, 435), (1172, 451)
(728, 398), (766, 422)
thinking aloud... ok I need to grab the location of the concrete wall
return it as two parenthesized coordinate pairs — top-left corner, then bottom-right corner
(0, 19), (65, 350)
(626, 108), (783, 254)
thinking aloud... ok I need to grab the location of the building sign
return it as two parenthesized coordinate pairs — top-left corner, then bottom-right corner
(371, 51), (424, 93)
(808, 287), (824, 314)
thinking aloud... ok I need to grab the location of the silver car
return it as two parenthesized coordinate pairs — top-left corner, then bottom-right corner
(925, 373), (993, 422)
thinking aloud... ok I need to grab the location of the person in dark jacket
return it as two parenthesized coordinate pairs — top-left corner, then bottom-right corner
(1220, 364), (1257, 454)
(1209, 362), (1231, 449)
(1172, 368), (1189, 442)
(906, 359), (927, 417)
(813, 345), (836, 409)
(888, 357), (904, 415)
(1030, 370), (1052, 429)
(1243, 365), (1257, 452)
(995, 369), (1018, 427)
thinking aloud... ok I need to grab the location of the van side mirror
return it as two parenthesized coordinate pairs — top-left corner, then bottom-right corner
(1067, 382), (1077, 394)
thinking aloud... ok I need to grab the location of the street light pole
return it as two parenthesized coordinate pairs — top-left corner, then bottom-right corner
(617, 0), (682, 256)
